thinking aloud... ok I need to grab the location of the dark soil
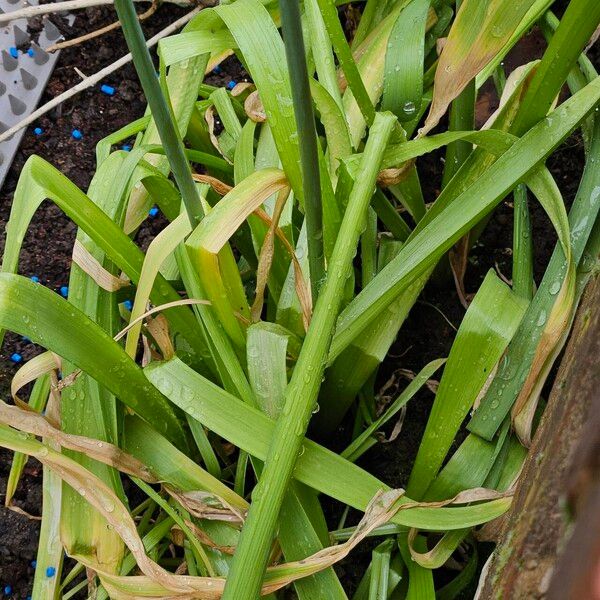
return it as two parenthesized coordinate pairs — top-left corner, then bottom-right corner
(0, 4), (597, 599)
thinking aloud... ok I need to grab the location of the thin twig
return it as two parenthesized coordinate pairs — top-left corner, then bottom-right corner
(0, 0), (189, 25)
(46, 0), (159, 52)
(0, 7), (202, 145)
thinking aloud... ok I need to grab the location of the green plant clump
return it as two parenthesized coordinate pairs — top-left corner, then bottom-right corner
(1, 0), (599, 598)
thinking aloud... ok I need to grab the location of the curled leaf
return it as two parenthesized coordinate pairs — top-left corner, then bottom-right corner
(192, 173), (233, 196)
(251, 188), (291, 322)
(0, 401), (157, 482)
(11, 351), (60, 404)
(244, 90), (267, 123)
(72, 240), (130, 292)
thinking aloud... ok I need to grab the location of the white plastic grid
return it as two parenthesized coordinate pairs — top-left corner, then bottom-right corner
(0, 0), (72, 189)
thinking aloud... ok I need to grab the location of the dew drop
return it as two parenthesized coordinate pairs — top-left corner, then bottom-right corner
(402, 101), (416, 116)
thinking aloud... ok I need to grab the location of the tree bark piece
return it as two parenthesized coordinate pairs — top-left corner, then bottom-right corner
(477, 272), (600, 599)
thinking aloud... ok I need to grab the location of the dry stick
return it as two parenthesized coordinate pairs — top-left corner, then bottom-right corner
(0, 7), (202, 145)
(0, 0), (191, 25)
(46, 0), (159, 52)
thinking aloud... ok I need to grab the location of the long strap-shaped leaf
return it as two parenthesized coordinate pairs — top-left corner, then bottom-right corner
(125, 213), (191, 358)
(342, 4), (405, 147)
(315, 0), (377, 127)
(305, 0), (343, 111)
(330, 75), (600, 361)
(475, 0), (556, 87)
(246, 324), (347, 599)
(399, 534), (435, 599)
(0, 273), (185, 446)
(1, 155), (208, 366)
(406, 271), (528, 500)
(214, 0), (304, 204)
(382, 0), (430, 121)
(158, 9), (237, 68)
(145, 357), (511, 531)
(123, 416), (246, 510)
(61, 151), (127, 573)
(510, 0), (600, 135)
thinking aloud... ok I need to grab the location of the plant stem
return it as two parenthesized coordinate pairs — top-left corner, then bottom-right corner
(113, 0), (203, 227)
(221, 112), (396, 600)
(279, 0), (325, 299)
(512, 184), (534, 300)
(442, 80), (475, 187)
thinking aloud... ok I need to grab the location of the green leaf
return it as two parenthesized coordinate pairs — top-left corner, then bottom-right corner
(469, 114), (600, 438)
(215, 0), (304, 203)
(60, 151), (127, 573)
(368, 539), (394, 599)
(0, 273), (185, 446)
(407, 271), (528, 500)
(122, 416), (245, 510)
(247, 323), (289, 419)
(382, 0), (430, 121)
(246, 322), (348, 600)
(398, 534), (435, 599)
(475, 0), (555, 87)
(145, 356), (512, 531)
(185, 169), (288, 349)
